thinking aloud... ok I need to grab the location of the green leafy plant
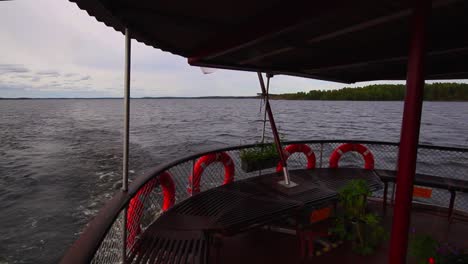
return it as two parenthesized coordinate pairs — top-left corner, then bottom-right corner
(338, 179), (370, 218)
(330, 179), (388, 255)
(240, 143), (278, 162)
(356, 213), (387, 255)
(409, 232), (468, 264)
(240, 143), (280, 172)
(409, 234), (438, 264)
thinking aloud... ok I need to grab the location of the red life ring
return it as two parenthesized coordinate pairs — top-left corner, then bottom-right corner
(329, 143), (374, 170)
(276, 144), (316, 172)
(127, 171), (175, 249)
(187, 152), (235, 195)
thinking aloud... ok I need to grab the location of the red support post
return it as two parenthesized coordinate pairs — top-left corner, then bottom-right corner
(389, 0), (430, 263)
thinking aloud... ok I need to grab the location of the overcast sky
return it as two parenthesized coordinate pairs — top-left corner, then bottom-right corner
(3, 0), (460, 98)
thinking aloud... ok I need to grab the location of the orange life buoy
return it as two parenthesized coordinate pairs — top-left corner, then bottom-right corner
(276, 144), (316, 172)
(329, 143), (374, 170)
(187, 152), (235, 195)
(127, 171), (175, 249)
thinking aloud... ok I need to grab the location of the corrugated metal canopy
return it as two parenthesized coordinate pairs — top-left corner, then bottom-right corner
(70, 0), (468, 83)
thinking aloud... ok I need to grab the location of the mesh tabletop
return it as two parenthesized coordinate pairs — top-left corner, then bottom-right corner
(155, 169), (381, 232)
(155, 185), (302, 233)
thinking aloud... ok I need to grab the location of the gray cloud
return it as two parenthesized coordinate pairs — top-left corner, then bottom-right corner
(15, 74), (33, 79)
(0, 0), (348, 98)
(0, 64), (30, 75)
(79, 75), (91, 81)
(36, 70), (60, 77)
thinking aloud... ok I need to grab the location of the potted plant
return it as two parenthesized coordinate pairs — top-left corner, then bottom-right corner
(240, 143), (280, 172)
(330, 179), (388, 255)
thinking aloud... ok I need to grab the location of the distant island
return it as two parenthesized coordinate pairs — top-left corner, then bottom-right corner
(1, 83), (467, 101)
(271, 83), (468, 101)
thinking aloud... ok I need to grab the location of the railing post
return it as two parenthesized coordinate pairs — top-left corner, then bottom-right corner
(383, 182), (388, 215)
(448, 190), (456, 220)
(391, 145), (399, 206)
(389, 0), (430, 262)
(319, 143), (323, 168)
(191, 159), (195, 196)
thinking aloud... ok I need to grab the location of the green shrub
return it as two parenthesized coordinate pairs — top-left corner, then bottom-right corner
(409, 234), (438, 264)
(330, 179), (388, 255)
(240, 143), (279, 163)
(409, 233), (468, 264)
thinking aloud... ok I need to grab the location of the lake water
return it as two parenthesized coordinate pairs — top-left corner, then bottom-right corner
(0, 99), (467, 263)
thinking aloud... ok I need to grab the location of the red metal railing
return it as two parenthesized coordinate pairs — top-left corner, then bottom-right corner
(60, 140), (468, 264)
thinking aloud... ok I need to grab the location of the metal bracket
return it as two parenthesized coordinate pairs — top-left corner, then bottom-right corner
(278, 180), (298, 188)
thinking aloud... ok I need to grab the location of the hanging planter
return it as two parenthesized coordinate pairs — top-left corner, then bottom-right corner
(240, 144), (280, 172)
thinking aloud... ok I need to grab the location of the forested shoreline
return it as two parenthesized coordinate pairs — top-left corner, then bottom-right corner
(272, 83), (468, 101)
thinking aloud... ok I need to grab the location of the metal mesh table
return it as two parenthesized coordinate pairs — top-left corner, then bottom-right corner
(127, 168), (382, 264)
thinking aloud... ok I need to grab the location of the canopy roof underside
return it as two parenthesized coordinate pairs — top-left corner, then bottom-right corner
(71, 0), (468, 83)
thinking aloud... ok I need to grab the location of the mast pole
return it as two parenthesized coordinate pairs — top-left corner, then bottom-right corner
(389, 0), (429, 262)
(121, 27), (131, 262)
(257, 72), (293, 186)
(122, 28), (131, 192)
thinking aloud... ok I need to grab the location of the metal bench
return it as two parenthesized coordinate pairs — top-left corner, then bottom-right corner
(375, 169), (468, 218)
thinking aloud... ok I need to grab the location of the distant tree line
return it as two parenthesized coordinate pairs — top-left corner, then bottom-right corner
(271, 83), (468, 101)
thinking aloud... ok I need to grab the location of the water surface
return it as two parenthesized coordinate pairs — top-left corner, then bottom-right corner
(0, 99), (467, 263)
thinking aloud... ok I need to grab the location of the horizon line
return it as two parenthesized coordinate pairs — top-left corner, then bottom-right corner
(0, 96), (261, 100)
